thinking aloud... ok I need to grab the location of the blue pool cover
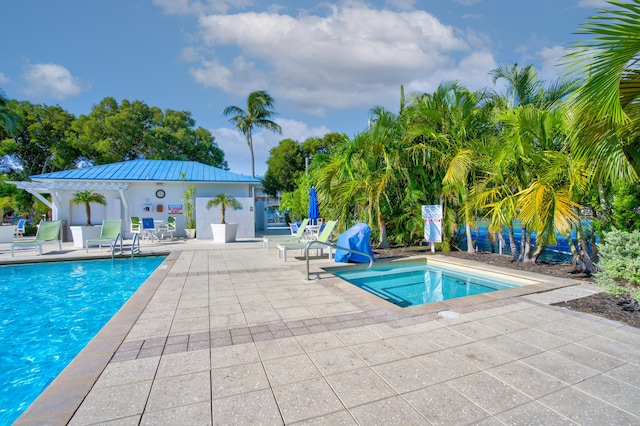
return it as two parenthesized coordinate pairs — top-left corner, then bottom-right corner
(335, 223), (375, 263)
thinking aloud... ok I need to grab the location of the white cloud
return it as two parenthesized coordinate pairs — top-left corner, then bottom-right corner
(0, 72), (9, 85)
(22, 63), (83, 100)
(189, 3), (493, 115)
(212, 118), (331, 176)
(537, 45), (568, 82)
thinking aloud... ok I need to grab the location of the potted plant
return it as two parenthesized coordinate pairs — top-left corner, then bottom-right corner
(208, 193), (241, 243)
(69, 190), (106, 247)
(182, 185), (196, 238)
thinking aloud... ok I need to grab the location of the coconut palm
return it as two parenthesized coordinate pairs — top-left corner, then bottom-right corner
(207, 193), (240, 224)
(567, 0), (640, 179)
(71, 190), (106, 226)
(222, 90), (282, 178)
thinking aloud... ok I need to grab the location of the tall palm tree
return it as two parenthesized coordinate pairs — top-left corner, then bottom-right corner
(71, 190), (106, 226)
(222, 90), (282, 178)
(566, 0), (640, 180)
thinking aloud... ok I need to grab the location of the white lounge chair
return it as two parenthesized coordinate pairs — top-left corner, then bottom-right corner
(10, 220), (62, 256)
(263, 218), (309, 250)
(277, 220), (337, 261)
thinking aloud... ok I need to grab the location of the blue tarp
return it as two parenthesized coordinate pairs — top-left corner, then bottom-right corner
(334, 223), (375, 263)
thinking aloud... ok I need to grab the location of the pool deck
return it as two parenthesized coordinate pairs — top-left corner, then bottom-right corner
(4, 236), (640, 425)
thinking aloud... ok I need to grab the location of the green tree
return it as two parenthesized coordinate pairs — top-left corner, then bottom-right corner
(0, 89), (19, 134)
(0, 100), (78, 178)
(567, 0), (640, 179)
(144, 110), (227, 168)
(222, 90), (282, 178)
(263, 138), (305, 196)
(71, 190), (106, 226)
(207, 193), (240, 224)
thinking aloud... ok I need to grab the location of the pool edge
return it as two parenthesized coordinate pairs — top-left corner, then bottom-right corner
(13, 251), (179, 426)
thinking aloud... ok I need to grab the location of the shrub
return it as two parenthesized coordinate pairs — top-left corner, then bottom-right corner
(594, 229), (640, 302)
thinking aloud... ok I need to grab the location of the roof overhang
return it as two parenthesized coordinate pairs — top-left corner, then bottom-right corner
(7, 181), (130, 210)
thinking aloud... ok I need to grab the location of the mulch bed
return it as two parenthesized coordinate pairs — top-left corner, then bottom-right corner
(372, 246), (639, 329)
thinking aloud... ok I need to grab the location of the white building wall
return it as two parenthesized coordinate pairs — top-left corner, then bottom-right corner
(48, 181), (254, 240)
(195, 196), (255, 239)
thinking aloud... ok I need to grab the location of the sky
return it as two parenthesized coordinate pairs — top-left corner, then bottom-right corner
(1, 0), (610, 177)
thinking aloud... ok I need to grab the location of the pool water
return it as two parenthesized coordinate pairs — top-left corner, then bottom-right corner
(0, 256), (165, 424)
(332, 260), (524, 307)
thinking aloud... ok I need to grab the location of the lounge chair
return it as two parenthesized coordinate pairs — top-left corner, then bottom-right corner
(10, 220), (62, 256)
(263, 218), (309, 250)
(277, 220), (337, 262)
(86, 219), (123, 252)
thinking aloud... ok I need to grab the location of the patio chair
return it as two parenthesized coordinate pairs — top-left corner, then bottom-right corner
(277, 220), (337, 262)
(141, 217), (158, 241)
(14, 219), (26, 238)
(156, 216), (176, 240)
(263, 218), (309, 250)
(10, 220), (62, 256)
(86, 219), (123, 253)
(130, 217), (141, 236)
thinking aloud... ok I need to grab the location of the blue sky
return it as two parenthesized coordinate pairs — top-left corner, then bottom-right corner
(1, 0), (608, 176)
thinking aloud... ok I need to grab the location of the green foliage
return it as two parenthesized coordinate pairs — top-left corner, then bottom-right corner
(182, 185), (196, 228)
(264, 138), (305, 195)
(207, 193), (240, 224)
(71, 190), (107, 226)
(222, 90), (282, 178)
(594, 229), (640, 291)
(611, 183), (640, 231)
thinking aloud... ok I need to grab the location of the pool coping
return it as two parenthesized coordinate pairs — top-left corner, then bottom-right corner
(14, 251), (179, 425)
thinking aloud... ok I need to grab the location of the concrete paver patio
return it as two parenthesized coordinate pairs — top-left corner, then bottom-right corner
(6, 237), (640, 425)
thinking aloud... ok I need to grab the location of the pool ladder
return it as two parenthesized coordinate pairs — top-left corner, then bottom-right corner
(304, 241), (373, 280)
(111, 233), (141, 260)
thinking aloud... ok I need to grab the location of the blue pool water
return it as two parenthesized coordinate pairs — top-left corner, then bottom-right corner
(332, 260), (522, 307)
(0, 256), (165, 424)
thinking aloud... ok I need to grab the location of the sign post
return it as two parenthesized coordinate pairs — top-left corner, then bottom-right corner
(422, 205), (443, 253)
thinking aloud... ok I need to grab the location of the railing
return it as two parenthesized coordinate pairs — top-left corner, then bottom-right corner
(304, 240), (374, 280)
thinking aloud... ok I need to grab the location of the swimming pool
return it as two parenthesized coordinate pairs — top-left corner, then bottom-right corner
(330, 259), (533, 307)
(0, 256), (165, 424)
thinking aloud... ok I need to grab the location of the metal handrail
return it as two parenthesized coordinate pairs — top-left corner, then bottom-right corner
(305, 240), (373, 280)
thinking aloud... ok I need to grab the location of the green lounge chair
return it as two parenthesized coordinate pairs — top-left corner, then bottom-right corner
(86, 219), (123, 252)
(277, 220), (337, 262)
(263, 218), (309, 250)
(10, 220), (62, 257)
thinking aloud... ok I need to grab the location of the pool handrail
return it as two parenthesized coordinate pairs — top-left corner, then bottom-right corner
(304, 240), (373, 280)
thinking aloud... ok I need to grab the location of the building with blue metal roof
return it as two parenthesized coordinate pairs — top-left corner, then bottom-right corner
(10, 160), (260, 243)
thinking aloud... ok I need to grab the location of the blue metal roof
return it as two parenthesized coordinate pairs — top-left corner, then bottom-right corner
(30, 160), (260, 183)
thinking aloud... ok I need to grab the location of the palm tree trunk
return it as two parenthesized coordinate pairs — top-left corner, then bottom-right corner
(85, 203), (91, 226)
(508, 223), (519, 261)
(377, 213), (390, 249)
(519, 226), (530, 262)
(248, 129), (255, 178)
(466, 222), (474, 253)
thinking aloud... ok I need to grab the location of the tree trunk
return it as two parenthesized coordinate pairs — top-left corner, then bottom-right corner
(508, 223), (519, 261)
(85, 203), (91, 226)
(520, 226), (530, 262)
(377, 213), (390, 249)
(466, 222), (474, 253)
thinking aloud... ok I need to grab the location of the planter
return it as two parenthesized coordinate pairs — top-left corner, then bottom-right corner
(70, 225), (102, 248)
(185, 228), (196, 239)
(210, 223), (238, 243)
(0, 224), (16, 243)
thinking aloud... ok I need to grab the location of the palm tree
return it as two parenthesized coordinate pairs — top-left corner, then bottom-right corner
(71, 190), (106, 226)
(222, 90), (282, 178)
(207, 193), (240, 224)
(566, 0), (640, 180)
